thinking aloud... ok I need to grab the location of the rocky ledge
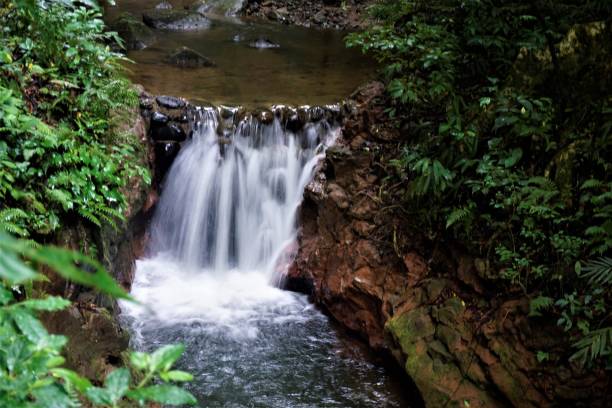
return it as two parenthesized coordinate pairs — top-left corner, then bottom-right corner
(284, 82), (610, 407)
(242, 0), (372, 30)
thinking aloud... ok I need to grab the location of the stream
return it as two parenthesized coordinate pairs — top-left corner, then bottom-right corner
(113, 1), (410, 406)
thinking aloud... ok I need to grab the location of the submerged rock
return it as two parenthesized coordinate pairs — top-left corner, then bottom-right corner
(142, 9), (211, 31)
(248, 38), (280, 49)
(110, 12), (156, 50)
(165, 46), (215, 68)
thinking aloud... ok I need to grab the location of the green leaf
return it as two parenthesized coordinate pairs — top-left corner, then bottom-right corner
(33, 384), (78, 408)
(0, 236), (39, 284)
(129, 351), (149, 371)
(0, 234), (130, 299)
(12, 308), (49, 342)
(127, 385), (197, 406)
(51, 368), (93, 394)
(160, 370), (194, 382)
(150, 344), (185, 372)
(503, 148), (523, 168)
(86, 386), (113, 406)
(15, 296), (71, 311)
(529, 296), (554, 317)
(104, 368), (131, 404)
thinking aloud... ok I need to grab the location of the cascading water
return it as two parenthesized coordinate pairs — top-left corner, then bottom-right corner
(150, 107), (327, 278)
(121, 108), (408, 407)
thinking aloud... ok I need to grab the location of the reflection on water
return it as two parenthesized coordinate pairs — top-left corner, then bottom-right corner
(106, 1), (375, 106)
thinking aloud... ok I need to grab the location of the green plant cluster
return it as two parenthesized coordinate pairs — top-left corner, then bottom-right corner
(0, 233), (197, 407)
(348, 0), (611, 367)
(0, 0), (150, 238)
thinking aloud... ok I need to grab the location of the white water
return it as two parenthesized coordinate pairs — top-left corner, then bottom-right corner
(122, 107), (337, 336)
(120, 108), (407, 407)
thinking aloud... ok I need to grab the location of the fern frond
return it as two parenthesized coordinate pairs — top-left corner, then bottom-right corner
(529, 296), (554, 317)
(0, 208), (29, 237)
(581, 257), (612, 286)
(446, 205), (473, 228)
(45, 188), (73, 211)
(570, 327), (612, 367)
(78, 209), (101, 227)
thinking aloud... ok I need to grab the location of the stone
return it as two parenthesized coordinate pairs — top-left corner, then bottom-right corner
(403, 252), (428, 287)
(110, 13), (156, 51)
(154, 142), (181, 181)
(156, 95), (186, 109)
(142, 9), (211, 31)
(151, 122), (187, 142)
(151, 111), (169, 125)
(165, 46), (215, 68)
(248, 38), (280, 49)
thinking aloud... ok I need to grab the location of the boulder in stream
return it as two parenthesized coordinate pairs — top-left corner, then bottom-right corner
(111, 12), (156, 50)
(248, 38), (280, 49)
(165, 46), (216, 68)
(142, 9), (211, 31)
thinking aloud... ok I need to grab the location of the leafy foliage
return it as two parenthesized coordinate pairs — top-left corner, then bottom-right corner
(0, 233), (197, 407)
(0, 0), (150, 238)
(349, 0), (612, 367)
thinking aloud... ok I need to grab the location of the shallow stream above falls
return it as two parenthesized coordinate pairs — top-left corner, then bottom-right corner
(105, 0), (375, 106)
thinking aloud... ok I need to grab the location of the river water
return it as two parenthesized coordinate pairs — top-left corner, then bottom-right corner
(106, 0), (374, 106)
(114, 1), (409, 406)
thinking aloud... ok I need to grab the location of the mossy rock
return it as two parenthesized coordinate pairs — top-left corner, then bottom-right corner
(111, 13), (156, 51)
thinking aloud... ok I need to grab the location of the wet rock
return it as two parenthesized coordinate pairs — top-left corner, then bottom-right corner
(165, 46), (215, 68)
(111, 12), (156, 51)
(255, 108), (274, 124)
(248, 38), (280, 49)
(151, 122), (187, 142)
(154, 142), (181, 181)
(142, 9), (211, 31)
(151, 111), (169, 125)
(156, 95), (186, 109)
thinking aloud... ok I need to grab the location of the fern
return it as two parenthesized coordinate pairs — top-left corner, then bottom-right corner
(581, 257), (612, 286)
(78, 209), (101, 227)
(529, 296), (554, 317)
(0, 208), (29, 237)
(570, 327), (612, 367)
(446, 204), (474, 229)
(45, 188), (73, 211)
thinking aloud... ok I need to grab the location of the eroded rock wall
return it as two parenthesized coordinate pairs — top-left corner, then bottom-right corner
(286, 82), (610, 407)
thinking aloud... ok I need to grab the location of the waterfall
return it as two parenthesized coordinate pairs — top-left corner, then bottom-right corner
(119, 106), (408, 406)
(149, 107), (337, 281)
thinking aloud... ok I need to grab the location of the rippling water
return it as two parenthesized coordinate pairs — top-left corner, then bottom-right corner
(122, 259), (410, 407)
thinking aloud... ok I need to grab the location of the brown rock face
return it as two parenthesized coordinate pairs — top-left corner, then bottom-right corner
(285, 82), (610, 407)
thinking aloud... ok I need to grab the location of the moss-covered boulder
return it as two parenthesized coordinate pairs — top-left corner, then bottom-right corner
(111, 12), (156, 51)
